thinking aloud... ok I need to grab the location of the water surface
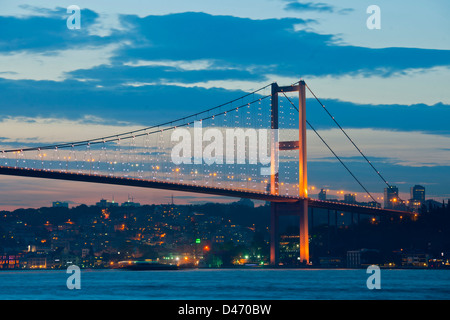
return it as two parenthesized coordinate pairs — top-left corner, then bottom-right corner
(0, 268), (449, 300)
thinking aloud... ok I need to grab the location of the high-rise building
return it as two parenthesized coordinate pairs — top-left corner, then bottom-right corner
(409, 185), (425, 212)
(318, 188), (327, 201)
(384, 186), (399, 209)
(410, 185), (425, 204)
(344, 193), (356, 204)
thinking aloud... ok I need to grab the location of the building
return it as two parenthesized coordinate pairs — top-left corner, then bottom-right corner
(27, 257), (47, 269)
(318, 256), (343, 268)
(367, 201), (381, 208)
(279, 235), (300, 265)
(347, 249), (381, 268)
(344, 193), (356, 204)
(96, 199), (119, 208)
(52, 201), (69, 208)
(318, 188), (327, 201)
(409, 185), (425, 212)
(212, 234), (225, 244)
(411, 185), (425, 203)
(402, 252), (428, 268)
(384, 186), (401, 209)
(121, 195), (141, 207)
(0, 254), (22, 269)
(122, 200), (141, 208)
(346, 250), (361, 268)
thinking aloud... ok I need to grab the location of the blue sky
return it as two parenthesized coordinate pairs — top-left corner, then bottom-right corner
(0, 0), (449, 209)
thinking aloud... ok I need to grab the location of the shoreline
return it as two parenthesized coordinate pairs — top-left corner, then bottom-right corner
(1, 265), (449, 271)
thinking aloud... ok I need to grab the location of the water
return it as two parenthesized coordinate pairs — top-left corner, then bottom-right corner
(0, 268), (449, 300)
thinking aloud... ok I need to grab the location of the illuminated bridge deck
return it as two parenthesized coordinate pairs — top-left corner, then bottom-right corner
(0, 166), (408, 216)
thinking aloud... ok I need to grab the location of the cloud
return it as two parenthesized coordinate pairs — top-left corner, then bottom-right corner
(0, 44), (120, 81)
(2, 10), (450, 85)
(0, 78), (255, 125)
(308, 159), (450, 202)
(303, 66), (450, 105)
(0, 7), (113, 53)
(303, 98), (450, 135)
(17, 4), (62, 18)
(1, 73), (448, 136)
(68, 63), (264, 86)
(307, 128), (450, 167)
(0, 116), (141, 147)
(284, 1), (336, 13)
(282, 1), (354, 15)
(108, 12), (450, 79)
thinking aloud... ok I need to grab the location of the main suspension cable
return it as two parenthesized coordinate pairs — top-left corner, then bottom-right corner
(304, 83), (404, 202)
(281, 91), (379, 204)
(305, 85), (390, 186)
(2, 84), (272, 153)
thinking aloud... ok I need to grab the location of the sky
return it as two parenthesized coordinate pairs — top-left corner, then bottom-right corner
(0, 0), (449, 210)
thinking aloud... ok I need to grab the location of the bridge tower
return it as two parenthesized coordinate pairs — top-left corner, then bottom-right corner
(269, 80), (309, 265)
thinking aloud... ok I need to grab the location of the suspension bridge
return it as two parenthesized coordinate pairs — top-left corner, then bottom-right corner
(0, 79), (410, 265)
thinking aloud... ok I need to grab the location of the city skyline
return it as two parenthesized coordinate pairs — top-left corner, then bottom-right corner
(5, 180), (434, 212)
(2, 193), (449, 271)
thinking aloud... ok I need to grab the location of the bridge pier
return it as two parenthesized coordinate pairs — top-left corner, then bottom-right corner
(270, 199), (309, 266)
(270, 203), (279, 266)
(269, 80), (309, 266)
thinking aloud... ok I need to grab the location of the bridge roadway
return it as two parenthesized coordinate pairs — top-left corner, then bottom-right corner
(0, 166), (408, 216)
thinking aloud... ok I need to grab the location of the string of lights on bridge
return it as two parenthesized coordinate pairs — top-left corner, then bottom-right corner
(0, 82), (300, 196)
(0, 80), (394, 204)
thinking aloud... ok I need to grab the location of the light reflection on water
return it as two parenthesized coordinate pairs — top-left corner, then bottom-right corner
(0, 268), (449, 300)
